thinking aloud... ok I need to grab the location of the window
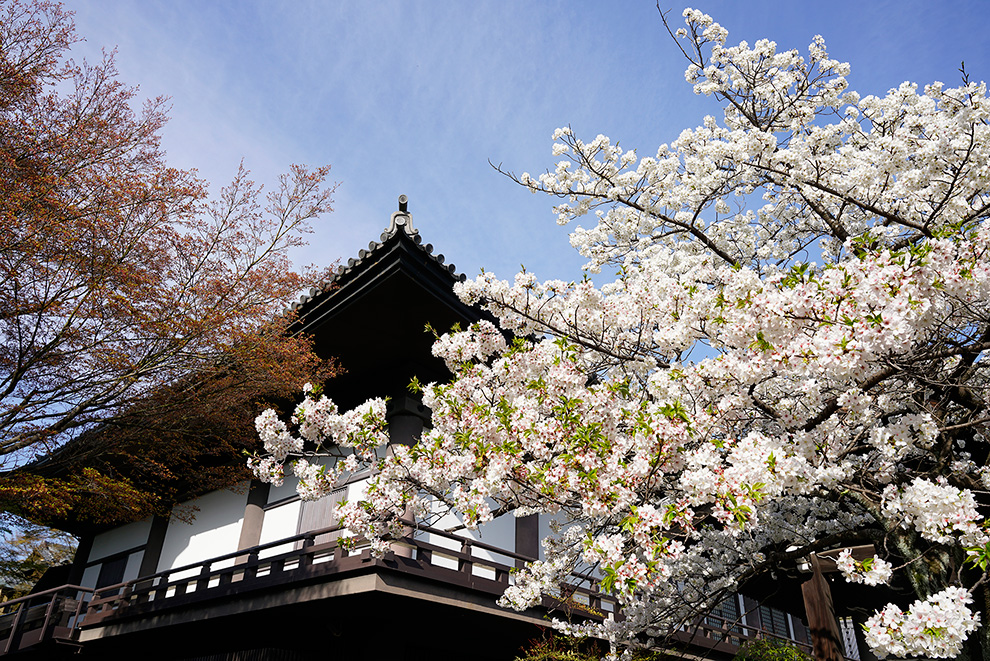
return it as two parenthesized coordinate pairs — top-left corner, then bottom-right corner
(95, 555), (128, 589)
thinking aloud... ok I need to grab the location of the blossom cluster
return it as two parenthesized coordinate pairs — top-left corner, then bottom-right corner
(864, 588), (980, 658)
(835, 549), (893, 586)
(882, 478), (988, 547)
(249, 394), (388, 505)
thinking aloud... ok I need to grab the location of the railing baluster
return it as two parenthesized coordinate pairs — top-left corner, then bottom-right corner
(2, 600), (26, 654)
(154, 573), (170, 601)
(458, 539), (473, 577)
(196, 562), (213, 592)
(244, 551), (260, 581)
(38, 593), (59, 642)
(298, 534), (316, 569)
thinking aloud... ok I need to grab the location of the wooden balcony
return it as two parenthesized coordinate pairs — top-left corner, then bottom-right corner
(79, 521), (614, 629)
(0, 522), (823, 659)
(0, 584), (91, 654)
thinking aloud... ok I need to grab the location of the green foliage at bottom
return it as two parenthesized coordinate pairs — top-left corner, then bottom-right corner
(733, 638), (813, 661)
(515, 631), (668, 661)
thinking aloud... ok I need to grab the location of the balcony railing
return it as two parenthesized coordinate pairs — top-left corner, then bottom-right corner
(0, 522), (820, 658)
(676, 612), (815, 657)
(81, 520), (616, 626)
(0, 584), (92, 654)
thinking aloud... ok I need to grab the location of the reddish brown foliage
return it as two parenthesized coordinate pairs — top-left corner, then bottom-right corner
(0, 0), (339, 526)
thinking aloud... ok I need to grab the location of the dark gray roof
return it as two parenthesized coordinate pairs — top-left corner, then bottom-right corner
(287, 194), (464, 314)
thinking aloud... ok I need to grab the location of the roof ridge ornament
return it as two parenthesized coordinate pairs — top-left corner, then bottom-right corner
(383, 194), (417, 240)
(284, 194), (464, 315)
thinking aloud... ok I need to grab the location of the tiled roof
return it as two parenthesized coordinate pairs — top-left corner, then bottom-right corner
(287, 195), (465, 314)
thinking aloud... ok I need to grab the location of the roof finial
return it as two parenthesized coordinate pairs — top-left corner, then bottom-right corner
(384, 194), (417, 239)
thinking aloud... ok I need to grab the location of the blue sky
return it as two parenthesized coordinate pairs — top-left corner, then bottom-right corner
(66, 1), (990, 293)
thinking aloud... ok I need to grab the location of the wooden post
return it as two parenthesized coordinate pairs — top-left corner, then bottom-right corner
(514, 514), (539, 568)
(388, 395), (428, 559)
(237, 480), (270, 551)
(802, 554), (845, 661)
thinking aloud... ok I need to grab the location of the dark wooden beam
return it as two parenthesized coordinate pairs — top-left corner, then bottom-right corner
(802, 554), (845, 661)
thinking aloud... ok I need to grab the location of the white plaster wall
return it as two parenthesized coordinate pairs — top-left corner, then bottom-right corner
(423, 498), (516, 570)
(260, 500), (302, 544)
(156, 485), (248, 573)
(258, 499), (302, 558)
(87, 517), (152, 562)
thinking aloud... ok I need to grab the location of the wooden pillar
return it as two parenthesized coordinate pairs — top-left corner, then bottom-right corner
(66, 534), (94, 586)
(388, 394), (428, 447)
(802, 554), (845, 661)
(237, 480), (270, 551)
(138, 514), (170, 576)
(388, 395), (430, 558)
(514, 514), (540, 567)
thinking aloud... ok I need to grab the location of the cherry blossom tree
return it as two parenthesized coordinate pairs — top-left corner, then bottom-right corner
(252, 8), (990, 660)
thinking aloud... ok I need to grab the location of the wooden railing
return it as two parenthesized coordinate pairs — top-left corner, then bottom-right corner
(0, 584), (93, 654)
(0, 524), (824, 658)
(675, 612), (815, 657)
(83, 521), (616, 627)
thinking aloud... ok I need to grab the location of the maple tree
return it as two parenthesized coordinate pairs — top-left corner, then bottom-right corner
(253, 7), (990, 661)
(0, 0), (337, 523)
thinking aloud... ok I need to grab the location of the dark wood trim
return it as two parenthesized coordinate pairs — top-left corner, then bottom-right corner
(83, 546), (144, 570)
(138, 515), (169, 578)
(514, 515), (539, 568)
(802, 555), (844, 661)
(67, 535), (94, 586)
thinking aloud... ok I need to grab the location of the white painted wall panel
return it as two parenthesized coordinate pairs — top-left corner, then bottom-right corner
(423, 498), (517, 569)
(260, 500), (301, 544)
(88, 517), (152, 562)
(258, 499), (302, 558)
(157, 484), (248, 573)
